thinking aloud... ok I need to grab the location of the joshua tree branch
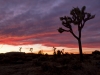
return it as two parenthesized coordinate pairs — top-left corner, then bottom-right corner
(58, 27), (70, 33)
(81, 22), (85, 29)
(70, 29), (78, 39)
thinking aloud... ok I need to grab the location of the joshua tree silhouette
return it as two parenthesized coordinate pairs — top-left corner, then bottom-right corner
(57, 50), (62, 57)
(19, 47), (22, 52)
(58, 6), (95, 61)
(30, 48), (33, 53)
(38, 50), (44, 55)
(61, 49), (64, 55)
(53, 47), (56, 55)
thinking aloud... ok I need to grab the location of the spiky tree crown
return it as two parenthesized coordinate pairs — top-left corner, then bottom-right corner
(58, 6), (95, 33)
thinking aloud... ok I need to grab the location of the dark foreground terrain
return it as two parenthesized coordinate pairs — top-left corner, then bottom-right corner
(0, 52), (100, 75)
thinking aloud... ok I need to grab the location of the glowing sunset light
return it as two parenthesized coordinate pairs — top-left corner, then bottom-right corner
(0, 44), (99, 55)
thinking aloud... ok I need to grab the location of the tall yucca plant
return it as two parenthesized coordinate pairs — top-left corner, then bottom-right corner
(58, 6), (95, 61)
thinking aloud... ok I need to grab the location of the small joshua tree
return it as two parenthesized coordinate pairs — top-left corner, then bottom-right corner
(61, 49), (64, 55)
(53, 47), (56, 55)
(19, 47), (22, 52)
(30, 48), (33, 53)
(58, 6), (95, 61)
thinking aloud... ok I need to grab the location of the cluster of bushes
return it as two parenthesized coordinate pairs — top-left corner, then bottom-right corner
(92, 50), (100, 55)
(0, 52), (44, 64)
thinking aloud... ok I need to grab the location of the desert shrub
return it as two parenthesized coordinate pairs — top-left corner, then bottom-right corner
(32, 59), (42, 66)
(71, 62), (83, 70)
(1, 56), (25, 64)
(92, 50), (100, 60)
(38, 50), (44, 55)
(0, 52), (26, 64)
(41, 62), (62, 75)
(95, 61), (100, 68)
(93, 55), (100, 60)
(38, 56), (48, 61)
(82, 61), (99, 75)
(41, 62), (51, 71)
(5, 52), (25, 56)
(92, 50), (100, 55)
(56, 50), (62, 57)
(26, 53), (38, 58)
(45, 53), (48, 57)
(0, 53), (5, 58)
(0, 54), (5, 62)
(63, 52), (70, 56)
(56, 57), (70, 65)
(5, 52), (26, 60)
(83, 54), (91, 60)
(68, 57), (84, 70)
(0, 57), (10, 64)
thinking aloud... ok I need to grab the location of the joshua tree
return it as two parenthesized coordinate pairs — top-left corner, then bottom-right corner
(53, 47), (56, 55)
(58, 6), (95, 61)
(30, 48), (33, 53)
(19, 47), (22, 52)
(61, 49), (64, 55)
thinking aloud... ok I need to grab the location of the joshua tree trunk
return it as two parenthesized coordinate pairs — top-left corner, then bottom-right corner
(78, 38), (83, 61)
(78, 25), (83, 61)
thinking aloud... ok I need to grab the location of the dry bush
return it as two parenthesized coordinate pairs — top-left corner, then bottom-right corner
(41, 61), (63, 75)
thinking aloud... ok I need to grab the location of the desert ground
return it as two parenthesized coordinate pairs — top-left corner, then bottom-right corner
(0, 52), (100, 75)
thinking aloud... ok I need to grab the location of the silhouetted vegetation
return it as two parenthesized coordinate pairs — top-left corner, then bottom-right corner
(92, 50), (100, 55)
(53, 47), (56, 56)
(52, 47), (65, 58)
(38, 50), (44, 55)
(19, 47), (22, 52)
(58, 6), (95, 61)
(30, 48), (33, 53)
(0, 52), (100, 75)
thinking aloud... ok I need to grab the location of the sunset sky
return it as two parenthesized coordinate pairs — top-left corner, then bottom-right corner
(0, 0), (100, 54)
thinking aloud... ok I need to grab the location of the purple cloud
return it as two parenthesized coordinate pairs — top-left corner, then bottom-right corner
(0, 0), (99, 49)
